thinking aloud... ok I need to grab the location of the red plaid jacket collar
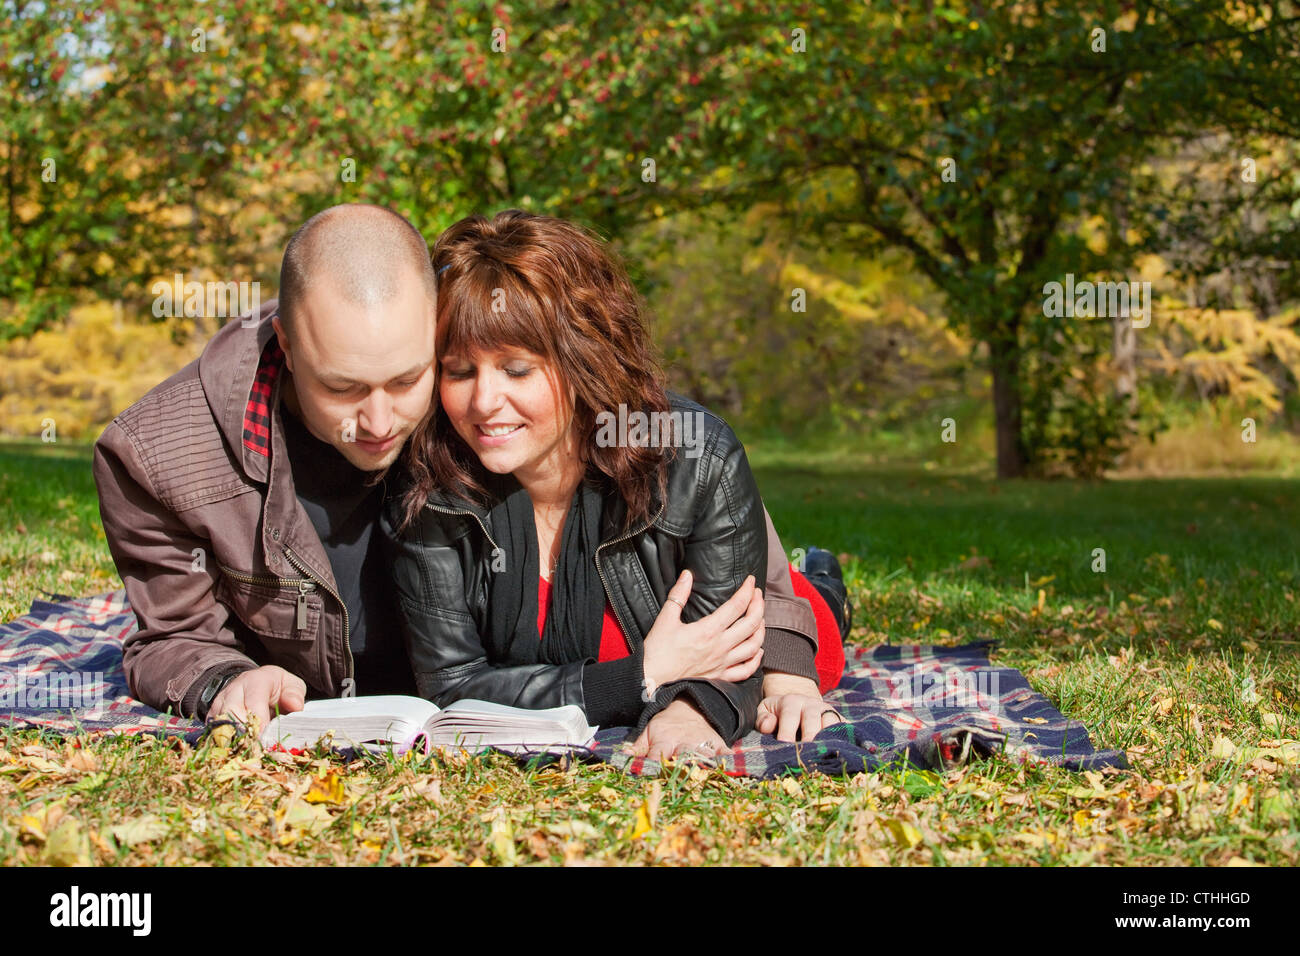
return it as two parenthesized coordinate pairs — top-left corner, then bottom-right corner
(241, 338), (284, 458)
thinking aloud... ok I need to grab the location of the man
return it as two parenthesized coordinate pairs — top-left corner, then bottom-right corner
(94, 203), (835, 752)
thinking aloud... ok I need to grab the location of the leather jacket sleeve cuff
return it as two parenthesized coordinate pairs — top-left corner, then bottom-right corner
(761, 626), (818, 682)
(183, 662), (257, 720)
(580, 655), (646, 728)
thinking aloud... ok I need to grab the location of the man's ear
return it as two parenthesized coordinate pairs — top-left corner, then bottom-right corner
(272, 315), (294, 373)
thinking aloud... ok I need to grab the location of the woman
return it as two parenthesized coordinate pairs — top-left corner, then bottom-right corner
(383, 210), (845, 759)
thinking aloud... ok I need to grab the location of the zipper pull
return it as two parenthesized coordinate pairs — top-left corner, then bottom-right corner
(296, 579), (315, 631)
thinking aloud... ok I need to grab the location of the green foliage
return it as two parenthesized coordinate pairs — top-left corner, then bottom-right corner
(0, 0), (373, 337)
(454, 0), (1300, 476)
(4, 0), (1298, 474)
(625, 204), (970, 435)
(1018, 304), (1150, 480)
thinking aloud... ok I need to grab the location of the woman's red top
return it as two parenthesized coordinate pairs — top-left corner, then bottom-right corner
(536, 568), (846, 694)
(536, 575), (632, 662)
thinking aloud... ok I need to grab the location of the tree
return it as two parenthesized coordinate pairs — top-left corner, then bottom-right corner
(446, 0), (1300, 476)
(7, 0), (1298, 477)
(0, 0), (381, 339)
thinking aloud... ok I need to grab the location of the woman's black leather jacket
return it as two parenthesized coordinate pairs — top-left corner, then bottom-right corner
(381, 394), (768, 743)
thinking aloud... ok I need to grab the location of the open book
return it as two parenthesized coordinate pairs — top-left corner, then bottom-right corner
(261, 696), (598, 756)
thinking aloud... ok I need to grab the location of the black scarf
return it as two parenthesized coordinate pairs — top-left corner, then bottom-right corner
(484, 472), (608, 666)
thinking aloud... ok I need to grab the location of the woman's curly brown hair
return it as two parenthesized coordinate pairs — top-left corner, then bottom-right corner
(397, 209), (672, 531)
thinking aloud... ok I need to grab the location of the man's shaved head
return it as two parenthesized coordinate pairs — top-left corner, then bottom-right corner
(272, 203), (438, 473)
(277, 203), (436, 338)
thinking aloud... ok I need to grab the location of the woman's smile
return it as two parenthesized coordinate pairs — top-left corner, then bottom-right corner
(476, 422), (525, 443)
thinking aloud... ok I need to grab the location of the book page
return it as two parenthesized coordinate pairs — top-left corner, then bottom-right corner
(290, 695), (439, 723)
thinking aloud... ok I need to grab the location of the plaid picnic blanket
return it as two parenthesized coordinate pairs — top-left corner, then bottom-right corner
(1, 592), (1127, 777)
(0, 592), (200, 738)
(603, 642), (1130, 777)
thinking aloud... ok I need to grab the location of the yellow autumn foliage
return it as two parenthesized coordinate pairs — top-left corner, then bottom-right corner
(1152, 303), (1300, 413)
(0, 303), (203, 440)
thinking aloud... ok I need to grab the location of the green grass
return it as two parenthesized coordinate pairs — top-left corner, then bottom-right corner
(0, 441), (117, 622)
(2, 440), (1298, 866)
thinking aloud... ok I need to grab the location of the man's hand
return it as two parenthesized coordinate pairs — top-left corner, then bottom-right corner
(756, 673), (842, 743)
(626, 698), (725, 762)
(209, 665), (307, 732)
(642, 570), (764, 688)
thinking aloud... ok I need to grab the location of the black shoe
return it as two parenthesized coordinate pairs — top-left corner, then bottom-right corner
(803, 546), (852, 638)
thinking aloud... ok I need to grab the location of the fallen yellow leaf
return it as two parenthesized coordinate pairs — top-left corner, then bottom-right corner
(545, 820), (599, 840)
(1015, 829), (1057, 849)
(43, 818), (91, 866)
(1210, 736), (1236, 759)
(277, 801), (333, 841)
(19, 814), (48, 842)
(303, 770), (348, 806)
(107, 815), (170, 847)
(881, 818), (922, 848)
(629, 800), (653, 840)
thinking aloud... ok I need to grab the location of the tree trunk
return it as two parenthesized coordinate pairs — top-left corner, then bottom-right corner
(1112, 313), (1137, 414)
(989, 327), (1026, 479)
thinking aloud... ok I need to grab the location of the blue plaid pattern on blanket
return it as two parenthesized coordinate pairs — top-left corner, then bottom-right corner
(0, 592), (1128, 778)
(0, 592), (199, 738)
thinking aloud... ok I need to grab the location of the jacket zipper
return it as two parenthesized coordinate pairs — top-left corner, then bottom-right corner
(281, 546), (354, 691)
(593, 502), (666, 649)
(423, 501), (503, 554)
(216, 563), (310, 591)
(217, 561), (318, 632)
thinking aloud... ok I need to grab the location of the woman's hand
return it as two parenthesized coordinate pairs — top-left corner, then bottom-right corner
(756, 673), (843, 742)
(641, 570), (764, 690)
(627, 698), (725, 761)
